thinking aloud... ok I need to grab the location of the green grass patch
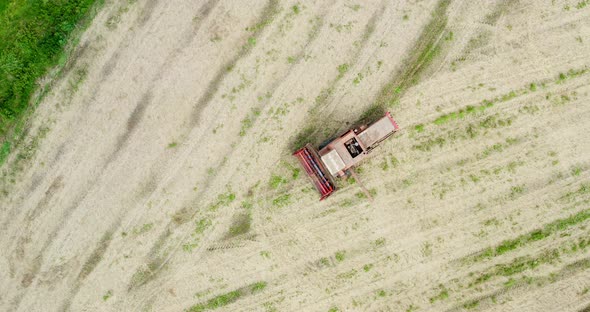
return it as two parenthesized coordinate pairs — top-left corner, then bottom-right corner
(245, 0), (280, 33)
(478, 137), (519, 159)
(556, 68), (588, 83)
(373, 237), (386, 248)
(337, 269), (357, 279)
(468, 207), (590, 262)
(463, 300), (479, 309)
(529, 83), (537, 91)
(571, 166), (583, 176)
(187, 281), (268, 312)
(337, 63), (349, 78)
(269, 174), (287, 189)
(250, 281), (267, 293)
(355, 103), (387, 126)
(226, 213), (251, 238)
(291, 167), (300, 180)
(431, 86), (530, 127)
(433, 103), (491, 125)
(561, 184), (590, 202)
(272, 194), (291, 207)
(132, 223), (153, 235)
(429, 285), (449, 303)
(78, 230), (113, 280)
(413, 114), (514, 152)
(335, 250), (346, 262)
(470, 249), (560, 287)
(239, 117), (253, 136)
(0, 141), (10, 166)
(102, 289), (113, 301)
(208, 192), (236, 211)
(509, 184), (525, 199)
(188, 290), (241, 312)
(194, 218), (211, 235)
(0, 0), (102, 162)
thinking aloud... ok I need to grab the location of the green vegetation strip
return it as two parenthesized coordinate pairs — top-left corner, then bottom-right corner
(439, 233), (590, 311)
(0, 0), (102, 159)
(467, 201), (590, 263)
(0, 141), (9, 165)
(470, 249), (561, 287)
(187, 281), (267, 312)
(455, 256), (590, 312)
(434, 101), (495, 125)
(431, 67), (589, 128)
(470, 232), (590, 287)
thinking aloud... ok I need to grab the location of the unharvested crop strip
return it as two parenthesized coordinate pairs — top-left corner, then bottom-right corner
(430, 67), (590, 128)
(447, 255), (590, 312)
(186, 281), (267, 312)
(463, 201), (590, 264)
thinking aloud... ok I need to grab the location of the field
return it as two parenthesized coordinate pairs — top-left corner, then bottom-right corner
(1, 0), (590, 311)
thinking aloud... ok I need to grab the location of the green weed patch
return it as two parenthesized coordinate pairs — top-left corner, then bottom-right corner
(187, 281), (268, 312)
(0, 0), (102, 141)
(468, 208), (590, 263)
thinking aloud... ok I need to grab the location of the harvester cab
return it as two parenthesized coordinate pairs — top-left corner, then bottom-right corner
(293, 112), (399, 200)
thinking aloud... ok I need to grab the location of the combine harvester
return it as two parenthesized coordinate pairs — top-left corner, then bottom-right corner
(293, 112), (399, 200)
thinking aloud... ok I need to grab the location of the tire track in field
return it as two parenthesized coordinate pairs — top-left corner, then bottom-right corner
(9, 176), (64, 279)
(100, 0), (218, 83)
(580, 303), (590, 312)
(188, 0), (280, 128)
(135, 0), (159, 29)
(98, 0), (158, 79)
(58, 228), (117, 312)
